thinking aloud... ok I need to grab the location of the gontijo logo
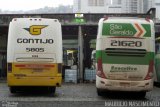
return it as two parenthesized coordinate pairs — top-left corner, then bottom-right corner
(17, 25), (54, 44)
(24, 25), (48, 35)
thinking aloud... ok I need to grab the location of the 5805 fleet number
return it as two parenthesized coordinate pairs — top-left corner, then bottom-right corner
(26, 48), (44, 52)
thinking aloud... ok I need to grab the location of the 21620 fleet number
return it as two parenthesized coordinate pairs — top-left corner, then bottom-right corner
(111, 40), (142, 47)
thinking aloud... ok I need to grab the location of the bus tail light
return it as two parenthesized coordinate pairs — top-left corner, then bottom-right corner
(145, 60), (154, 80)
(8, 63), (12, 73)
(58, 64), (62, 73)
(97, 58), (106, 79)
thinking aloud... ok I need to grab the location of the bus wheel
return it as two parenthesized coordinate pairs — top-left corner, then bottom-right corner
(48, 87), (56, 95)
(10, 87), (16, 93)
(97, 88), (104, 96)
(139, 92), (146, 98)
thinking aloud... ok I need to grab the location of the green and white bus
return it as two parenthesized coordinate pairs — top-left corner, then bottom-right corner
(155, 37), (160, 83)
(96, 17), (155, 97)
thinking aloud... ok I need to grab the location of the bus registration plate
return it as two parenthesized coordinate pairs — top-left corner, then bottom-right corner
(120, 82), (130, 87)
(32, 68), (43, 72)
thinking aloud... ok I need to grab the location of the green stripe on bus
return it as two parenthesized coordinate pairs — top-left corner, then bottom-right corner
(102, 23), (151, 37)
(96, 50), (154, 65)
(142, 24), (151, 37)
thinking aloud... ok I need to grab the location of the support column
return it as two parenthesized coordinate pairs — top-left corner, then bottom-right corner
(78, 25), (84, 82)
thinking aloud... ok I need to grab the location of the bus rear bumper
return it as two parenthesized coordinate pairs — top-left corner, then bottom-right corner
(96, 76), (153, 92)
(7, 76), (62, 87)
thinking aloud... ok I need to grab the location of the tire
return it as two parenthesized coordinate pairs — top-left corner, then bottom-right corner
(10, 87), (17, 93)
(97, 88), (104, 96)
(139, 92), (146, 98)
(48, 87), (56, 95)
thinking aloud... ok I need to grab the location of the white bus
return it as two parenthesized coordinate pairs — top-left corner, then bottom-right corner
(7, 18), (62, 94)
(96, 17), (155, 97)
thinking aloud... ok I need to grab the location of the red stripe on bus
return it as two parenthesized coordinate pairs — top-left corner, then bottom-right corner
(15, 64), (55, 68)
(15, 65), (26, 67)
(44, 65), (55, 67)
